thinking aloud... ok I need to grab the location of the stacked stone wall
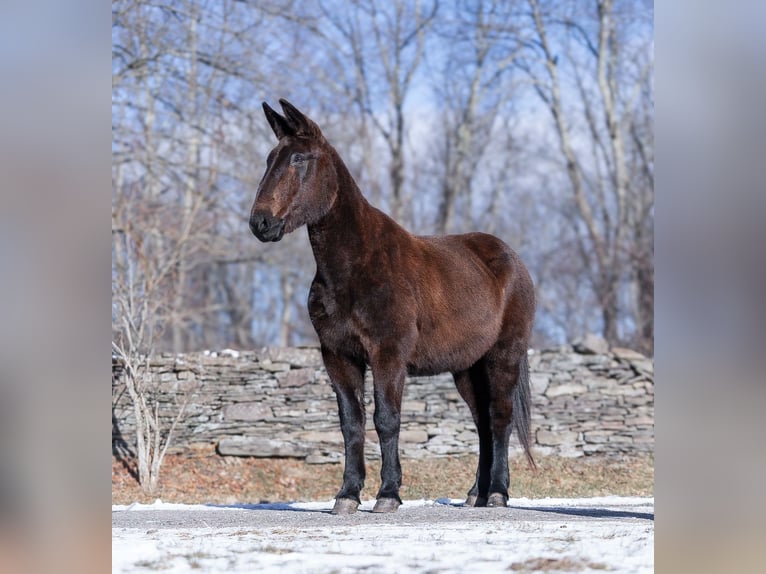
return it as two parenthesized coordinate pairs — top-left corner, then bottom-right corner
(112, 344), (653, 462)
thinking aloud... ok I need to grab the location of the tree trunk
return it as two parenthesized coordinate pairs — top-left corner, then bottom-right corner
(635, 258), (654, 354)
(601, 284), (619, 345)
(278, 273), (294, 347)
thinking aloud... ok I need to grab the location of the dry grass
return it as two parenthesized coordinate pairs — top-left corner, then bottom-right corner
(112, 452), (653, 505)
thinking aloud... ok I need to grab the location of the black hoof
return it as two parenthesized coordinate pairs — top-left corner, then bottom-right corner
(372, 498), (401, 513)
(331, 498), (359, 515)
(486, 492), (508, 507)
(464, 494), (487, 507)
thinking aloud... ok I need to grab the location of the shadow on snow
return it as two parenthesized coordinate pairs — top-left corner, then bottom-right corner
(506, 505), (654, 521)
(204, 502), (327, 513)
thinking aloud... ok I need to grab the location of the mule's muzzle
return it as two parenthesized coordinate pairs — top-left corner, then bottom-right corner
(250, 212), (286, 242)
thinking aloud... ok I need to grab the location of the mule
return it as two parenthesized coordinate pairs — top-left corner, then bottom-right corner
(250, 99), (536, 514)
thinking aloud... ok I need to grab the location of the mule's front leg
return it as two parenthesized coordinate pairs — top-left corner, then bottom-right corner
(323, 348), (367, 515)
(370, 356), (407, 513)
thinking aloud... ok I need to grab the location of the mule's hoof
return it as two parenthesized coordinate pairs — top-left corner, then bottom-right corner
(464, 495), (487, 507)
(331, 498), (359, 515)
(486, 493), (508, 507)
(372, 498), (401, 513)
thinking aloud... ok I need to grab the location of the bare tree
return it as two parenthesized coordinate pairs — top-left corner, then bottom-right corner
(521, 0), (653, 350)
(430, 0), (525, 234)
(310, 0), (440, 224)
(113, 0), (272, 352)
(111, 186), (205, 493)
(112, 0), (272, 489)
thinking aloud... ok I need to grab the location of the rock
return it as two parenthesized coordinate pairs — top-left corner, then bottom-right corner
(217, 437), (310, 458)
(557, 445), (585, 458)
(530, 374), (550, 395)
(399, 429), (429, 443)
(629, 358), (654, 376)
(261, 347), (322, 367)
(583, 430), (611, 443)
(297, 430), (343, 444)
(545, 383), (588, 398)
(612, 347), (646, 360)
(607, 435), (633, 444)
(573, 334), (609, 355)
(536, 429), (578, 446)
(425, 444), (463, 455)
(221, 402), (273, 421)
(632, 435), (654, 444)
(457, 431), (477, 442)
(260, 360), (290, 372)
(278, 368), (316, 387)
(626, 415), (654, 426)
(402, 400), (426, 412)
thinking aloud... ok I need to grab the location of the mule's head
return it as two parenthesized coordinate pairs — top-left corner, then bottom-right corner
(249, 99), (336, 242)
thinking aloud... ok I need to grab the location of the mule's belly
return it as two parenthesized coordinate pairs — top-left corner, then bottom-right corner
(311, 303), (496, 375)
(407, 316), (501, 375)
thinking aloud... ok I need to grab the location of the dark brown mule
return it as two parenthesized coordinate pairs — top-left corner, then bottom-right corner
(250, 100), (536, 514)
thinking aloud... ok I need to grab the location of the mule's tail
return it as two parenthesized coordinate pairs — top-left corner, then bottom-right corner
(513, 352), (537, 470)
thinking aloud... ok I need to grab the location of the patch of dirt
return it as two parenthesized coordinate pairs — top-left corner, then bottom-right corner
(112, 452), (653, 505)
(510, 557), (610, 572)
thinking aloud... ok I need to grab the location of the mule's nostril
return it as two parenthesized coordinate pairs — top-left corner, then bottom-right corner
(249, 214), (264, 236)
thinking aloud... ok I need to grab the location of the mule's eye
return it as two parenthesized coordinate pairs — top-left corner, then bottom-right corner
(291, 153), (307, 165)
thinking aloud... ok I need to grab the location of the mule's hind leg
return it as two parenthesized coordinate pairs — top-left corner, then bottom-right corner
(483, 344), (528, 507)
(454, 365), (492, 506)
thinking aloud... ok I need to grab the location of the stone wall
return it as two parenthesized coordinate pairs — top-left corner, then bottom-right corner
(112, 343), (653, 462)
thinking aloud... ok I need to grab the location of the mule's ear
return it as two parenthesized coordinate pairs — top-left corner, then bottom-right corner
(262, 101), (294, 140)
(278, 99), (322, 139)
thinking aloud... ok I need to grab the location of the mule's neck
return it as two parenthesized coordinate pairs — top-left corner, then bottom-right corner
(307, 147), (391, 279)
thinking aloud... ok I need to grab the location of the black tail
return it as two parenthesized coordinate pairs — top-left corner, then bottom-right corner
(512, 352), (536, 469)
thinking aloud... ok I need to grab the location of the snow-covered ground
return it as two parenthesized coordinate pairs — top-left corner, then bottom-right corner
(112, 497), (653, 573)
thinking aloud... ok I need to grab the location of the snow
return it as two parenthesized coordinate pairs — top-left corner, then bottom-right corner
(200, 348), (240, 358)
(113, 497), (653, 573)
